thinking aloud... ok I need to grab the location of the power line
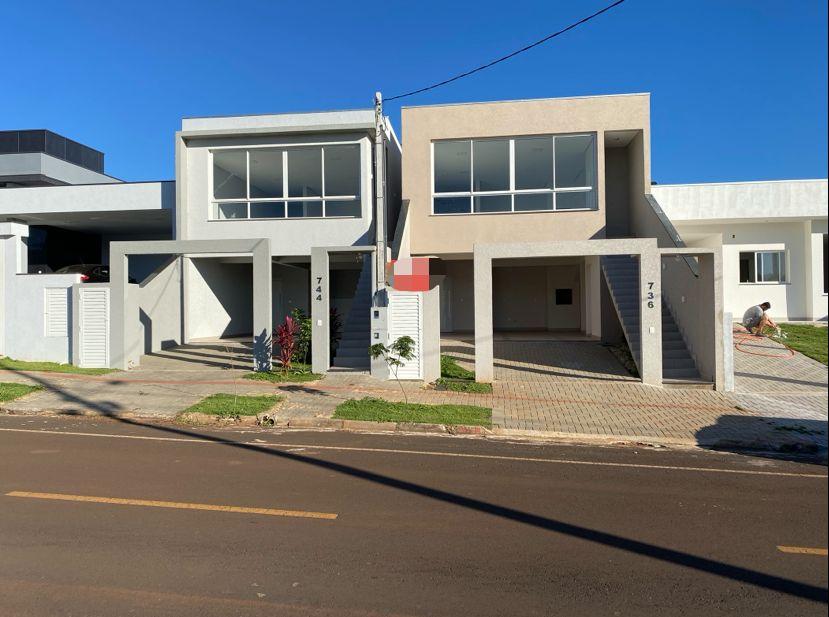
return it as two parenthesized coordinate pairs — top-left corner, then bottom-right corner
(385, 0), (628, 102)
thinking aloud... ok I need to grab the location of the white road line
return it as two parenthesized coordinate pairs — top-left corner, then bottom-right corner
(0, 426), (825, 479)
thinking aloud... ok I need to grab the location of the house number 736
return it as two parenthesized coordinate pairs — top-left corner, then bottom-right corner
(646, 282), (655, 308)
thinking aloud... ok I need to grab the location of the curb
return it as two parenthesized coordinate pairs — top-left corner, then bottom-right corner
(3, 407), (824, 459)
(278, 416), (493, 436)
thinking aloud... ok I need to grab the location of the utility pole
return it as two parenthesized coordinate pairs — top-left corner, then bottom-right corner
(373, 91), (387, 298)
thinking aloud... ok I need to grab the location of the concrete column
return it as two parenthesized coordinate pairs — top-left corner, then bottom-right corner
(251, 239), (272, 372)
(311, 247), (330, 374)
(109, 247), (129, 370)
(473, 250), (494, 383)
(638, 250), (662, 386)
(803, 221), (815, 321)
(585, 256), (602, 338)
(700, 251), (725, 391)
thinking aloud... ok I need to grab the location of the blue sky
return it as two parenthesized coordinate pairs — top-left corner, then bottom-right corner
(3, 1), (826, 183)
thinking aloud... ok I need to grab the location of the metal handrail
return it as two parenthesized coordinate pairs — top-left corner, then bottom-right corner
(644, 193), (700, 278)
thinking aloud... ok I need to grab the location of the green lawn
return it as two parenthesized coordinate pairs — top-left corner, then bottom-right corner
(244, 363), (322, 383)
(334, 397), (492, 427)
(180, 393), (284, 418)
(0, 357), (115, 375)
(777, 324), (828, 365)
(0, 383), (41, 402)
(436, 355), (493, 393)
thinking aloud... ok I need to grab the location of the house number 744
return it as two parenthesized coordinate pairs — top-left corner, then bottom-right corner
(315, 276), (323, 302)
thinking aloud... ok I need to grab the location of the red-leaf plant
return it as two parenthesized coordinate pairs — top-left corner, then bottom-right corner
(275, 315), (300, 373)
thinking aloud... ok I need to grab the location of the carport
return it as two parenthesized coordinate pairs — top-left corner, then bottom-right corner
(109, 238), (273, 371)
(473, 238), (663, 385)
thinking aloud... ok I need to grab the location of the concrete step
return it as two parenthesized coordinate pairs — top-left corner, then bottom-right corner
(664, 357), (696, 370)
(663, 367), (701, 379)
(332, 356), (370, 369)
(663, 348), (692, 359)
(338, 340), (369, 351)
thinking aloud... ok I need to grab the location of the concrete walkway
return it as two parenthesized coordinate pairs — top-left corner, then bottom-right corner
(2, 335), (826, 453)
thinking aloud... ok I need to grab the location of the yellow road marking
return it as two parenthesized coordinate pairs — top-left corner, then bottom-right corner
(777, 546), (828, 556)
(5, 491), (337, 520)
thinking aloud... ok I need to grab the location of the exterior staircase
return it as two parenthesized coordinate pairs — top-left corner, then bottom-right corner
(331, 260), (372, 370)
(601, 256), (703, 384)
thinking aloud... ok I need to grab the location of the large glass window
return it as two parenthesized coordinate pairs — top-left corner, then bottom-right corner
(211, 144), (361, 220)
(213, 150), (247, 200)
(739, 251), (787, 283)
(432, 134), (597, 215)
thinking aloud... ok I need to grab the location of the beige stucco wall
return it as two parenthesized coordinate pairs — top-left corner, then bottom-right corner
(402, 94), (651, 256)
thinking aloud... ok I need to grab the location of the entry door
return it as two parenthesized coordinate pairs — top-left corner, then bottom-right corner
(79, 287), (110, 368)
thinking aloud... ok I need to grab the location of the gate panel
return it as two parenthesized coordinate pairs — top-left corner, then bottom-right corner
(79, 287), (110, 368)
(388, 293), (422, 380)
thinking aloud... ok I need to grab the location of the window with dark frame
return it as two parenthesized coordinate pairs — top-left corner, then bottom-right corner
(432, 134), (597, 215)
(739, 250), (787, 284)
(211, 144), (361, 220)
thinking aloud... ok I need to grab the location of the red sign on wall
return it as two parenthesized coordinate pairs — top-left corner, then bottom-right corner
(387, 257), (429, 291)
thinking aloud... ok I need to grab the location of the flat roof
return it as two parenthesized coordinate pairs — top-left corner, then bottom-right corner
(181, 109), (377, 135)
(400, 92), (650, 110)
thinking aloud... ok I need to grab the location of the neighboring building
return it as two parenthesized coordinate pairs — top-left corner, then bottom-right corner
(653, 180), (828, 322)
(0, 132), (172, 363)
(0, 129), (116, 187)
(1, 93), (826, 392)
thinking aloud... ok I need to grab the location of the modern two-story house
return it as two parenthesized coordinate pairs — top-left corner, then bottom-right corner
(397, 93), (726, 388)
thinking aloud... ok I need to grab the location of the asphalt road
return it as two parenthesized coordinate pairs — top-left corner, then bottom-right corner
(0, 415), (826, 617)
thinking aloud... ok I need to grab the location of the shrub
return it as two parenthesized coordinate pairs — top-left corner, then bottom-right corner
(275, 315), (300, 372)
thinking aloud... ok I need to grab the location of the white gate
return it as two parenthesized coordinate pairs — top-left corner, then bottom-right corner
(388, 293), (423, 380)
(79, 287), (110, 368)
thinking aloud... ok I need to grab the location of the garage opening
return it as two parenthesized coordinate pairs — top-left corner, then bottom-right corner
(439, 255), (639, 384)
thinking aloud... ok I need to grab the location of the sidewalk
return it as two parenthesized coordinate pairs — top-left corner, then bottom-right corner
(2, 336), (826, 455)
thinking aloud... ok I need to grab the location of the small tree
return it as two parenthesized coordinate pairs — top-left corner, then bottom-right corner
(369, 336), (416, 403)
(290, 308), (312, 368)
(275, 315), (300, 374)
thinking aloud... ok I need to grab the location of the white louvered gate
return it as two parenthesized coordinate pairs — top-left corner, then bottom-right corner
(388, 293), (423, 380)
(43, 288), (69, 337)
(78, 287), (110, 368)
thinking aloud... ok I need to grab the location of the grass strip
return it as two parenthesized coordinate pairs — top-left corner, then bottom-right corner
(435, 378), (493, 393)
(180, 393), (284, 418)
(0, 357), (114, 375)
(0, 383), (42, 402)
(334, 397), (491, 427)
(776, 324), (828, 365)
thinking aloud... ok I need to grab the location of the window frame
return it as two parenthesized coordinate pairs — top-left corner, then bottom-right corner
(738, 250), (788, 284)
(209, 141), (363, 221)
(430, 133), (598, 216)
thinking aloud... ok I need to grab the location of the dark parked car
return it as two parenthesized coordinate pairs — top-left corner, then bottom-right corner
(55, 264), (110, 282)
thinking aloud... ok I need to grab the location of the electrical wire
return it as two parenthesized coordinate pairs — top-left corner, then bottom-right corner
(385, 0), (628, 102)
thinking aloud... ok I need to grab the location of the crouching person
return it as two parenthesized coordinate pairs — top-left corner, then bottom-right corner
(742, 301), (777, 336)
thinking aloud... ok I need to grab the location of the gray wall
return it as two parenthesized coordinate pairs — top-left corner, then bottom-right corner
(0, 152), (119, 186)
(187, 259), (253, 339)
(136, 259), (183, 354)
(5, 273), (81, 363)
(441, 260), (583, 332)
(605, 146), (631, 237)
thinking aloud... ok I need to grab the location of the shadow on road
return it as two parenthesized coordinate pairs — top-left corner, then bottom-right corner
(5, 368), (828, 605)
(696, 415), (828, 465)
